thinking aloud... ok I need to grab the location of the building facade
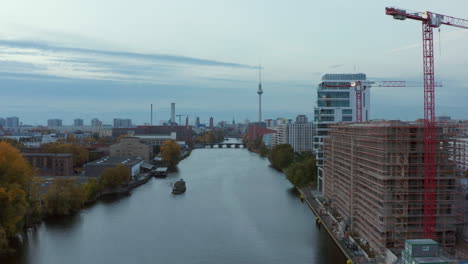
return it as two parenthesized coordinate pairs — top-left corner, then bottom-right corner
(113, 118), (132, 128)
(288, 123), (314, 152)
(110, 137), (152, 162)
(6, 117), (19, 128)
(112, 125), (193, 145)
(47, 119), (63, 127)
(84, 156), (144, 178)
(323, 122), (462, 254)
(74, 118), (84, 127)
(314, 73), (370, 192)
(23, 153), (73, 176)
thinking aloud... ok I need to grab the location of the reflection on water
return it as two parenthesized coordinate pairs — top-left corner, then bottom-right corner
(4, 140), (346, 264)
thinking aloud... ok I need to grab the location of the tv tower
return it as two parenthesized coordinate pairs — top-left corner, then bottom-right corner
(257, 65), (263, 123)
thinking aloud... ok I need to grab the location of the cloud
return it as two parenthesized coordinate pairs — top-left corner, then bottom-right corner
(0, 39), (254, 69)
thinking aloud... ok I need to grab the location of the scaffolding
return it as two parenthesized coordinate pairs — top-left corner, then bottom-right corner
(323, 121), (466, 256)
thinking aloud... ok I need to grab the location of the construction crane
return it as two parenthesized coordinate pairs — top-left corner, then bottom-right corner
(385, 7), (468, 239)
(322, 81), (442, 122)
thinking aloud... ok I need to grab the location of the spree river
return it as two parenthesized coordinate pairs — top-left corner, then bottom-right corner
(6, 143), (346, 264)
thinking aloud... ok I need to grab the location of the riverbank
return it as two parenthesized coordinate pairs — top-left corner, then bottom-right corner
(298, 185), (383, 264)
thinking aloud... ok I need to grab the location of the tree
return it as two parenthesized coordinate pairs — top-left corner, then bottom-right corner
(0, 142), (34, 238)
(42, 178), (86, 216)
(268, 144), (294, 170)
(83, 178), (99, 201)
(160, 140), (181, 167)
(98, 164), (131, 190)
(286, 157), (317, 187)
(40, 142), (89, 168)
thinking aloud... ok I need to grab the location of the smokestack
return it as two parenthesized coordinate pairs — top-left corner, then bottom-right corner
(151, 104), (153, 126)
(171, 103), (175, 124)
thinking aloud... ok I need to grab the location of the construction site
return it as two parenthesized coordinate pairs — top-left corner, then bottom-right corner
(322, 121), (466, 257)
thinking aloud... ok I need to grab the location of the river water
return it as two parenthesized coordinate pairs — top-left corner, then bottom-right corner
(5, 143), (346, 264)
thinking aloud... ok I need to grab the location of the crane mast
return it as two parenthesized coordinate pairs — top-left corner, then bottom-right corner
(386, 7), (468, 240)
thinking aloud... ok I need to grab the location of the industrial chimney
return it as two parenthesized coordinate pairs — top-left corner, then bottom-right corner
(171, 103), (175, 125)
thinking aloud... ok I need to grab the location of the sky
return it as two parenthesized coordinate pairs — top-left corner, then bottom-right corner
(0, 0), (467, 125)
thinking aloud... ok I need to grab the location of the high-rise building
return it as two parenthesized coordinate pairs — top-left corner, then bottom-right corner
(323, 121), (462, 254)
(47, 119), (62, 127)
(6, 117), (19, 128)
(209, 117), (214, 128)
(295, 115), (308, 124)
(288, 117), (314, 152)
(74, 118), (84, 127)
(0, 118), (5, 127)
(113, 118), (132, 128)
(314, 73), (370, 192)
(195, 117), (200, 127)
(91, 118), (102, 127)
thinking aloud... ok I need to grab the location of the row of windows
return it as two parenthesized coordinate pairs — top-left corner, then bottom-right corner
(318, 92), (350, 99)
(314, 109), (334, 115)
(318, 100), (350, 107)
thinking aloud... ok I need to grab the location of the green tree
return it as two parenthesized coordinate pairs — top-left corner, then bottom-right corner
(269, 144), (294, 170)
(161, 140), (181, 167)
(83, 178), (99, 201)
(286, 157), (317, 187)
(98, 164), (131, 190)
(42, 178), (86, 216)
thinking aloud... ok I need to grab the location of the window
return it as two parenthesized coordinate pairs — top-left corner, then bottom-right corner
(342, 116), (352, 122)
(318, 100), (350, 107)
(318, 92), (350, 99)
(342, 109), (352, 115)
(363, 93), (366, 107)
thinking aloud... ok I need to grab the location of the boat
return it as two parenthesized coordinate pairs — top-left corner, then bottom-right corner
(172, 179), (186, 194)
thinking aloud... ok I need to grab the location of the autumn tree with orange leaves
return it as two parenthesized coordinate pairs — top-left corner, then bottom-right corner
(0, 141), (35, 256)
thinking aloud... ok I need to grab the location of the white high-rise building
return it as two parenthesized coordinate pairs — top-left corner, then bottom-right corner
(288, 122), (314, 153)
(313, 73), (370, 192)
(113, 118), (132, 128)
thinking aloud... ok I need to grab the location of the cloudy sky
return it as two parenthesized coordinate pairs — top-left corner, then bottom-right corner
(0, 0), (467, 125)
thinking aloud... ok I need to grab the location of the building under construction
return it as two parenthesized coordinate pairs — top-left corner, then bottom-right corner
(323, 121), (464, 255)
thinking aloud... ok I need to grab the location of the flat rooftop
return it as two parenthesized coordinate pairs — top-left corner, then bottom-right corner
(86, 156), (143, 166)
(22, 153), (73, 157)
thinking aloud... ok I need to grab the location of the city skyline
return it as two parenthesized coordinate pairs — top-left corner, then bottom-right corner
(1, 1), (468, 123)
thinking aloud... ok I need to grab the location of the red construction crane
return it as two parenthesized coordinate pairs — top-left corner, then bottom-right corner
(386, 7), (468, 239)
(323, 81), (441, 122)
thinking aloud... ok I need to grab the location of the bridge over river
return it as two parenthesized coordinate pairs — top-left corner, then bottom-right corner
(194, 143), (246, 149)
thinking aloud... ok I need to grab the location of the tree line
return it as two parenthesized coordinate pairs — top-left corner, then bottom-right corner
(0, 141), (130, 256)
(268, 144), (317, 188)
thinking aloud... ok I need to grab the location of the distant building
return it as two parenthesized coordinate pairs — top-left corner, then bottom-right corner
(314, 73), (369, 192)
(288, 122), (314, 152)
(47, 119), (63, 127)
(6, 117), (19, 128)
(195, 117), (200, 127)
(247, 124), (276, 142)
(295, 115), (308, 124)
(74, 118), (84, 127)
(84, 156), (144, 178)
(262, 132), (276, 148)
(22, 153), (73, 176)
(436, 116), (451, 122)
(0, 118), (5, 127)
(113, 118), (132, 128)
(91, 118), (102, 127)
(112, 125), (193, 145)
(133, 133), (177, 147)
(110, 137), (153, 162)
(209, 117), (214, 128)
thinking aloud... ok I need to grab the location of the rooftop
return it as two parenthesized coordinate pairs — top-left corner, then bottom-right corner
(86, 156), (143, 166)
(22, 153), (73, 157)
